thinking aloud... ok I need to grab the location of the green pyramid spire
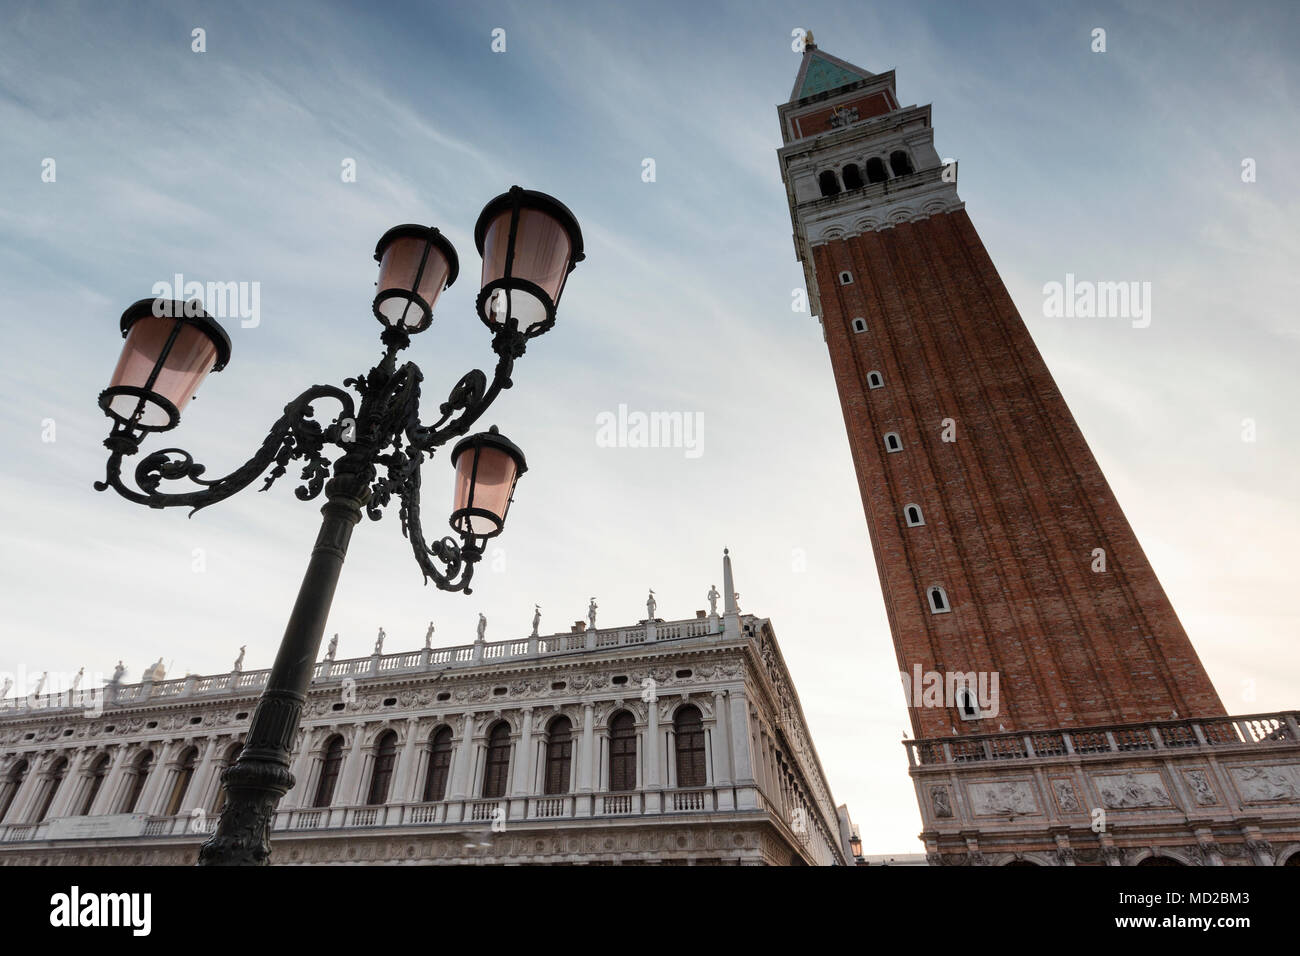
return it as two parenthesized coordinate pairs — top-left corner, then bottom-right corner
(789, 40), (875, 101)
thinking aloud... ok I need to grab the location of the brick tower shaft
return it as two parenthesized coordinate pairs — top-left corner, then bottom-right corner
(776, 41), (1224, 740)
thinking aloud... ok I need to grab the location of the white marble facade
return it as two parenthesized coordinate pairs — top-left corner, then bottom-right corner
(0, 597), (848, 866)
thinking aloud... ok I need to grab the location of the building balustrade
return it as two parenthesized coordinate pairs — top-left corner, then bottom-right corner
(906, 711), (1300, 767)
(0, 616), (725, 717)
(0, 785), (743, 845)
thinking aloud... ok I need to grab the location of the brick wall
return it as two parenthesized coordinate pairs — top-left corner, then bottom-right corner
(812, 210), (1225, 737)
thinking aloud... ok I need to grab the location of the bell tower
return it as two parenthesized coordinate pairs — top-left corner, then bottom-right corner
(777, 38), (1300, 866)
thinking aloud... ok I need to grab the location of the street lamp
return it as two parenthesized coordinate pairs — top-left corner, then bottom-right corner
(93, 187), (583, 865)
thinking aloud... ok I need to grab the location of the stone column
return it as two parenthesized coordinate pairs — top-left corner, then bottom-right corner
(285, 728), (315, 809)
(577, 703), (595, 813)
(647, 697), (665, 790)
(582, 703), (597, 789)
(138, 740), (178, 816)
(449, 712), (477, 803)
(91, 744), (133, 816)
(194, 736), (234, 812)
(703, 721), (715, 788)
(46, 748), (87, 819)
(729, 691), (757, 810)
(713, 691), (734, 809)
(183, 738), (221, 813)
(392, 718), (421, 804)
(335, 724), (368, 808)
(666, 727), (677, 788)
(510, 708), (534, 820)
(6, 753), (49, 823)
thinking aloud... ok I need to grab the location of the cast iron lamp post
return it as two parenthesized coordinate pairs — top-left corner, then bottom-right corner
(93, 187), (583, 865)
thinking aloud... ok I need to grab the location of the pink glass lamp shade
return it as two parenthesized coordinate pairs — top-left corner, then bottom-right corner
(99, 298), (232, 432)
(372, 225), (459, 333)
(474, 187), (584, 338)
(448, 426), (527, 539)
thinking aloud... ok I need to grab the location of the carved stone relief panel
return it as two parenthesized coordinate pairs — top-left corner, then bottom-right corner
(1093, 771), (1173, 809)
(1051, 779), (1081, 813)
(930, 785), (953, 818)
(1230, 764), (1300, 803)
(1182, 768), (1219, 806)
(967, 780), (1039, 816)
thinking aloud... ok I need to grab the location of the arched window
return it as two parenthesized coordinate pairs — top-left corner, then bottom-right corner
(422, 727), (453, 802)
(674, 706), (706, 789)
(35, 757), (69, 822)
(0, 760), (29, 823)
(1137, 855), (1185, 867)
(838, 271), (854, 285)
(609, 711), (637, 793)
(905, 504), (924, 527)
(867, 370), (884, 389)
(884, 432), (902, 453)
(957, 687), (980, 720)
(928, 586), (951, 614)
(80, 754), (111, 816)
(212, 742), (243, 814)
(164, 746), (198, 816)
(818, 170), (841, 197)
(851, 317), (867, 334)
(482, 722), (512, 799)
(890, 150), (914, 176)
(544, 716), (573, 795)
(842, 163), (864, 189)
(313, 735), (345, 808)
(865, 157), (888, 184)
(367, 730), (398, 805)
(122, 750), (153, 814)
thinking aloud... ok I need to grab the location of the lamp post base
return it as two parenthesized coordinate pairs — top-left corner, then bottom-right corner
(197, 732), (297, 866)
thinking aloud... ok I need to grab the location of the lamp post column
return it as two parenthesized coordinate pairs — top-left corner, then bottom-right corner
(198, 474), (367, 866)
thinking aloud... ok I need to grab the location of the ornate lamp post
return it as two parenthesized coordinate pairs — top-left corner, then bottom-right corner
(93, 187), (583, 865)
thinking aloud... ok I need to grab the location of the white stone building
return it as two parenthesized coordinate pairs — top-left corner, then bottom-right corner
(0, 557), (848, 865)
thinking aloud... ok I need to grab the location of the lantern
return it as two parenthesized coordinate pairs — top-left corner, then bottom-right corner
(373, 224), (459, 333)
(99, 298), (231, 432)
(448, 426), (527, 538)
(474, 186), (584, 338)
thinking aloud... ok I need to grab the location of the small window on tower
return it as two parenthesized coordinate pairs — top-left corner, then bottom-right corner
(851, 317), (867, 334)
(839, 271), (854, 285)
(818, 170), (841, 197)
(842, 163), (864, 190)
(866, 157), (888, 184)
(890, 150), (915, 176)
(928, 586), (950, 614)
(867, 371), (884, 389)
(957, 688), (980, 720)
(884, 432), (902, 453)
(905, 504), (924, 527)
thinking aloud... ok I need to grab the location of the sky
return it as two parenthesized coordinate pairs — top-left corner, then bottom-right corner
(0, 0), (1296, 855)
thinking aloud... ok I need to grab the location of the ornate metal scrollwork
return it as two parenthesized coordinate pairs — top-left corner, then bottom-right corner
(95, 384), (356, 515)
(95, 325), (525, 592)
